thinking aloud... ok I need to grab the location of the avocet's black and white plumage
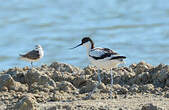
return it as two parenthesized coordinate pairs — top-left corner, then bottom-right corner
(19, 45), (44, 67)
(72, 37), (126, 99)
(88, 47), (126, 69)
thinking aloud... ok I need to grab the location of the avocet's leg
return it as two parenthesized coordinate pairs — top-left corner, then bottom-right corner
(98, 69), (101, 83)
(86, 69), (101, 99)
(31, 62), (33, 67)
(110, 68), (113, 99)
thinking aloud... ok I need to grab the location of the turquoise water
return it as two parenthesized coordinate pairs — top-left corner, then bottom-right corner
(0, 0), (169, 70)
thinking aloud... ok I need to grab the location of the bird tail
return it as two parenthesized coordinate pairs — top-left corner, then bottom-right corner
(19, 54), (23, 57)
(19, 54), (25, 60)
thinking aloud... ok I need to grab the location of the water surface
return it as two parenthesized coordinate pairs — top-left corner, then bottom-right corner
(0, 0), (169, 70)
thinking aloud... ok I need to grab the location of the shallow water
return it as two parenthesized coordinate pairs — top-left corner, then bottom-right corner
(0, 0), (169, 70)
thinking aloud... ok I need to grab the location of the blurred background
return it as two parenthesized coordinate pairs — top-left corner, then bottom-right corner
(0, 0), (169, 70)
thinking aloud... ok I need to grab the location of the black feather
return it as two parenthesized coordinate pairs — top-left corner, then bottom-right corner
(89, 53), (112, 60)
(20, 50), (40, 60)
(110, 56), (126, 60)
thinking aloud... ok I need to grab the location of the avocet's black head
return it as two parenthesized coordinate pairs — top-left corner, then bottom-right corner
(71, 37), (94, 49)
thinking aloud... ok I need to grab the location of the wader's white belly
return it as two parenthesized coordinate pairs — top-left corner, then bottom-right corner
(88, 57), (123, 70)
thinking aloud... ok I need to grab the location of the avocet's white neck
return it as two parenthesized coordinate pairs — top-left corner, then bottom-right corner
(84, 42), (92, 55)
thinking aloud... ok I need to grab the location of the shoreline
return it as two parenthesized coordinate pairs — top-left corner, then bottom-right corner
(0, 61), (169, 109)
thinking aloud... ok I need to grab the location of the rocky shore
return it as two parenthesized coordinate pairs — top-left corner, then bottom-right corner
(0, 61), (169, 110)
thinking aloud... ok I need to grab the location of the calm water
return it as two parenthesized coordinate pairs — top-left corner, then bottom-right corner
(0, 0), (169, 70)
